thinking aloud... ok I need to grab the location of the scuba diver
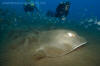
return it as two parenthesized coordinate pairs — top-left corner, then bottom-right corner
(24, 0), (39, 15)
(55, 1), (71, 20)
(46, 1), (71, 20)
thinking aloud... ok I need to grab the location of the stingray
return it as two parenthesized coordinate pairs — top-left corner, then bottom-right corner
(1, 29), (87, 66)
(33, 29), (87, 58)
(4, 29), (87, 60)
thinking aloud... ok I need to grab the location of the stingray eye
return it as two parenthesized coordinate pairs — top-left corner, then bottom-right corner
(67, 33), (75, 37)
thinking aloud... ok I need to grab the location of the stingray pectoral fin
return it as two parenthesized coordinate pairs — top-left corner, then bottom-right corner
(73, 41), (87, 50)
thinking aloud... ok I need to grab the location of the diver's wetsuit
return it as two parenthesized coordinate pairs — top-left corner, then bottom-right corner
(46, 2), (70, 19)
(55, 2), (70, 18)
(24, 4), (38, 13)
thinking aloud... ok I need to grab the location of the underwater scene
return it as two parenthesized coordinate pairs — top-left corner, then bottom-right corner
(0, 0), (100, 66)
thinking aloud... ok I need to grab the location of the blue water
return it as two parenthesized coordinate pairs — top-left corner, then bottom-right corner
(0, 0), (100, 66)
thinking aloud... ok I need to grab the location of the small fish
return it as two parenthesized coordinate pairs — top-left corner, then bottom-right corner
(97, 21), (100, 26)
(88, 19), (93, 22)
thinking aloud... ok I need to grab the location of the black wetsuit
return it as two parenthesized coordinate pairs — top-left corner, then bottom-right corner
(55, 2), (70, 18)
(24, 4), (38, 13)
